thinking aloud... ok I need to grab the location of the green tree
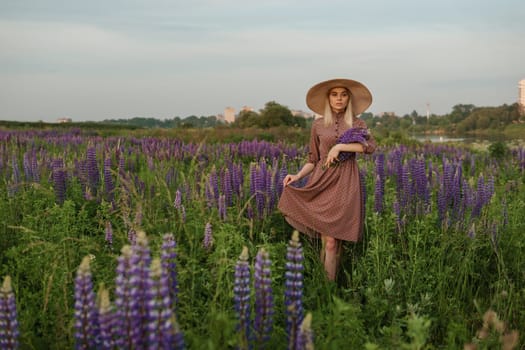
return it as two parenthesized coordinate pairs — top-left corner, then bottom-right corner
(258, 101), (295, 128)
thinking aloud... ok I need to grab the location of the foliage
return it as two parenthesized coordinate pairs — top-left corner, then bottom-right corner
(0, 126), (524, 348)
(488, 141), (510, 160)
(233, 101), (308, 129)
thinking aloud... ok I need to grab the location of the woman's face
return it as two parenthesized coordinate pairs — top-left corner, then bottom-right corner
(328, 87), (350, 113)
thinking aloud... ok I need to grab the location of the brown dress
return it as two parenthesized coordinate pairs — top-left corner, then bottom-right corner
(278, 114), (376, 242)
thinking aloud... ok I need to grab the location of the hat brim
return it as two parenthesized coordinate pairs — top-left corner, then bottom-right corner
(306, 78), (372, 116)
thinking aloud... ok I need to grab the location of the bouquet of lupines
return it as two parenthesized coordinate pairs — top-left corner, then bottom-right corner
(324, 127), (370, 169)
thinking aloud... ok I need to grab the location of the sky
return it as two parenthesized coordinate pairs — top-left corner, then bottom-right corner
(0, 0), (524, 122)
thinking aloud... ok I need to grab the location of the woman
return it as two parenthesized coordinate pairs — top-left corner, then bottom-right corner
(278, 78), (376, 281)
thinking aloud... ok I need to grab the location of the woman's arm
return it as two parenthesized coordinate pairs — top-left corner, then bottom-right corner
(283, 162), (315, 187)
(325, 143), (364, 167)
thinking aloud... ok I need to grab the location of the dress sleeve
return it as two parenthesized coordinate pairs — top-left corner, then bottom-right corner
(307, 120), (320, 164)
(362, 130), (377, 154)
(356, 119), (376, 154)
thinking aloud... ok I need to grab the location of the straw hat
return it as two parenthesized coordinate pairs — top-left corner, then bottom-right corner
(306, 78), (372, 116)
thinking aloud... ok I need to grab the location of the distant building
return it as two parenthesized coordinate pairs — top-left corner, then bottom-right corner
(378, 112), (396, 117)
(519, 79), (525, 114)
(224, 107), (236, 123)
(57, 117), (72, 123)
(291, 109), (315, 119)
(241, 106), (254, 113)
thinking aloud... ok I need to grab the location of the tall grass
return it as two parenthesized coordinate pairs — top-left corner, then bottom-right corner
(0, 128), (523, 348)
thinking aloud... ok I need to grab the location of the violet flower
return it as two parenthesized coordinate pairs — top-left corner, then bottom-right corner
(296, 313), (314, 350)
(86, 146), (99, 195)
(147, 258), (177, 349)
(52, 158), (67, 204)
(374, 153), (385, 214)
(254, 248), (274, 346)
(129, 231), (152, 349)
(161, 233), (179, 309)
(323, 127), (370, 171)
(74, 256), (100, 350)
(103, 157), (114, 204)
(113, 246), (139, 349)
(284, 231), (304, 350)
(234, 247), (251, 350)
(97, 286), (115, 350)
(0, 276), (19, 350)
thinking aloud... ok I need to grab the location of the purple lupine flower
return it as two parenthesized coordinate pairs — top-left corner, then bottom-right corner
(254, 248), (274, 346)
(113, 246), (139, 349)
(222, 167), (233, 206)
(284, 231), (304, 349)
(129, 231), (152, 349)
(249, 163), (257, 198)
(74, 256), (100, 350)
(296, 313), (314, 350)
(232, 163), (244, 197)
(169, 315), (186, 350)
(11, 155), (21, 187)
(118, 154), (126, 177)
(203, 222), (213, 250)
(147, 258), (177, 350)
(323, 127), (370, 170)
(103, 157), (114, 203)
(276, 161), (288, 198)
(393, 200), (403, 232)
(31, 150), (40, 182)
(234, 247), (251, 350)
(52, 158), (67, 204)
(105, 221), (113, 249)
(335, 127), (370, 162)
(23, 151), (33, 182)
(98, 286), (115, 350)
(472, 175), (488, 219)
(161, 233), (179, 309)
(86, 146), (100, 195)
(254, 163), (267, 219)
(0, 276), (19, 350)
(374, 153), (385, 214)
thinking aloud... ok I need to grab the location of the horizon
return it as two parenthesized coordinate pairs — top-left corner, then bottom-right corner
(1, 0), (524, 123)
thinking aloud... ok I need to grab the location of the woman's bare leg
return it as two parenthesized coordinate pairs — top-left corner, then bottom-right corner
(321, 235), (340, 281)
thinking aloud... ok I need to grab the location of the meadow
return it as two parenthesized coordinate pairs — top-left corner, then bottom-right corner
(0, 127), (524, 349)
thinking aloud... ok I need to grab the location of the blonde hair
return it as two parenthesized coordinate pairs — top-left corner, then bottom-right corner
(322, 91), (354, 127)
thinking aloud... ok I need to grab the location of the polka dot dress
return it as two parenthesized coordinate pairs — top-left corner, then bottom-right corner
(278, 115), (376, 242)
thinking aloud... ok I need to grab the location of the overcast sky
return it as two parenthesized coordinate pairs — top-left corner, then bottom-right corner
(1, 0), (524, 122)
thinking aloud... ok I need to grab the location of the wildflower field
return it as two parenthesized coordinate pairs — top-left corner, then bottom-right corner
(0, 127), (524, 349)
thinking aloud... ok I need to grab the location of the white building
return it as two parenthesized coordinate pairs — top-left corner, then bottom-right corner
(519, 79), (525, 114)
(224, 107), (236, 123)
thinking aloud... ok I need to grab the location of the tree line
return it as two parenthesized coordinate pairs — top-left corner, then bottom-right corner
(99, 101), (523, 134)
(2, 101), (522, 135)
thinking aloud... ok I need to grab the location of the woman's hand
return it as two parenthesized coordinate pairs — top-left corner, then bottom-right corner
(324, 145), (341, 168)
(283, 174), (300, 187)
